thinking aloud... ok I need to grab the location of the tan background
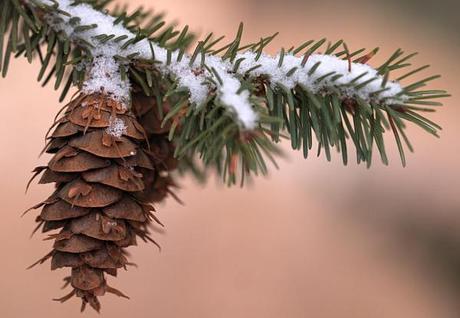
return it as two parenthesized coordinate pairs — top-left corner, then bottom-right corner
(0, 0), (459, 317)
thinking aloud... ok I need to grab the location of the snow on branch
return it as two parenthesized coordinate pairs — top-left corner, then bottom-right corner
(235, 52), (406, 104)
(37, 0), (407, 130)
(36, 0), (257, 128)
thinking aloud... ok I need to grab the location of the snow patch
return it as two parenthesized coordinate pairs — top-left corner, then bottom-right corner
(106, 117), (127, 138)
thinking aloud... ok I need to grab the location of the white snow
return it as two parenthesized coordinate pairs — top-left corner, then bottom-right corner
(234, 51), (405, 104)
(36, 0), (407, 130)
(106, 117), (127, 138)
(40, 0), (134, 105)
(82, 55), (131, 104)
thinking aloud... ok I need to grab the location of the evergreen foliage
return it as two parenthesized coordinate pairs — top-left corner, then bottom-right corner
(0, 0), (448, 185)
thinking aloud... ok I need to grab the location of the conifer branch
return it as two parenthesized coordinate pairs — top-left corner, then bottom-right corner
(0, 0), (449, 185)
(1, 0), (451, 312)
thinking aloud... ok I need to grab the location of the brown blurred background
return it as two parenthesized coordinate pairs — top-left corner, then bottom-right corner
(0, 0), (459, 317)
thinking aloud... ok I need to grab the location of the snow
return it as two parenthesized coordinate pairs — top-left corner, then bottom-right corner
(82, 55), (131, 104)
(36, 0), (407, 130)
(234, 51), (405, 104)
(106, 117), (127, 138)
(41, 0), (133, 105)
(206, 55), (258, 129)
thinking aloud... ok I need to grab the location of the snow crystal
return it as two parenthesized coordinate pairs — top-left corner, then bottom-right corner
(106, 117), (127, 138)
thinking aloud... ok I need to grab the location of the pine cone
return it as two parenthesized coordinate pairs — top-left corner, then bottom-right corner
(27, 93), (177, 312)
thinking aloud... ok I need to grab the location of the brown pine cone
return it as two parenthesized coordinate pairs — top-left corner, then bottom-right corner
(27, 93), (176, 312)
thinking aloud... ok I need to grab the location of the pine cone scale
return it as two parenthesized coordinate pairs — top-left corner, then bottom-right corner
(40, 200), (91, 221)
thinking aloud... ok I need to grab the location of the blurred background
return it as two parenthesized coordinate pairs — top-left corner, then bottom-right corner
(0, 0), (459, 317)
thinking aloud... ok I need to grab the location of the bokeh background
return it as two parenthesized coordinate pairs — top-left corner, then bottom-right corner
(0, 0), (459, 317)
